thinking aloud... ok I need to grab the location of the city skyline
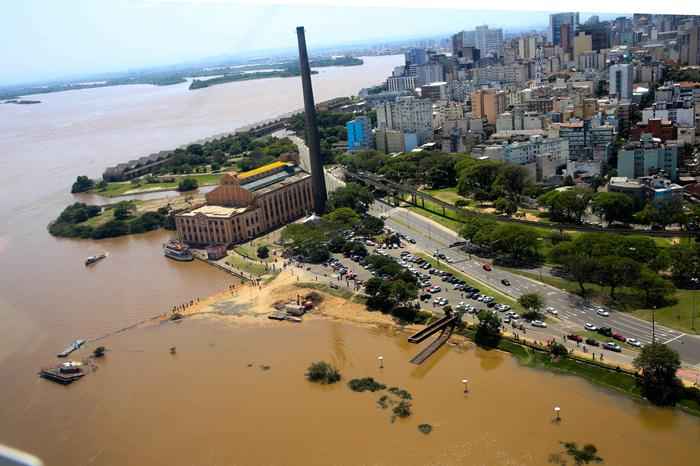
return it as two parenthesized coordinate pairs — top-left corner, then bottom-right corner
(1, 1), (613, 86)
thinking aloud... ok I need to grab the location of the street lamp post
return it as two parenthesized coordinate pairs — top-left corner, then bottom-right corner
(554, 406), (561, 421)
(462, 378), (469, 393)
(378, 356), (384, 369)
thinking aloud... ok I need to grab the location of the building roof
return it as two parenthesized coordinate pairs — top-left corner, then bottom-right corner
(238, 161), (288, 180)
(181, 205), (248, 218)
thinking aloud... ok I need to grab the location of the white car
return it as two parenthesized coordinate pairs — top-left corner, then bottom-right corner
(596, 309), (610, 317)
(626, 338), (642, 348)
(545, 306), (559, 316)
(531, 320), (547, 328)
(584, 322), (598, 331)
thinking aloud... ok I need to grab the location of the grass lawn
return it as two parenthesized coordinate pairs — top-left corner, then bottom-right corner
(414, 252), (524, 313)
(225, 252), (269, 277)
(420, 187), (469, 205)
(94, 173), (222, 197)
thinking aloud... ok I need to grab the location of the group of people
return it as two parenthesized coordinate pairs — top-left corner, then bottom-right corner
(171, 297), (200, 314)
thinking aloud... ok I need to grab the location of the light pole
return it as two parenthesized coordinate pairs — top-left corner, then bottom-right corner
(462, 378), (469, 393)
(554, 406), (561, 422)
(692, 277), (699, 331)
(378, 356), (384, 369)
(652, 305), (656, 343)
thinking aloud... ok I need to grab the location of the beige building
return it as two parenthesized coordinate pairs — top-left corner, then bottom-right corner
(175, 154), (313, 246)
(573, 32), (592, 60)
(471, 88), (506, 124)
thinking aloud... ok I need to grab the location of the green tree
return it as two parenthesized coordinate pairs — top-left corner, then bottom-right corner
(305, 361), (341, 384)
(591, 192), (635, 224)
(257, 245), (270, 259)
(474, 310), (502, 348)
(113, 201), (134, 220)
(635, 199), (685, 230)
(493, 164), (529, 200)
(595, 255), (641, 298)
(177, 177), (199, 192)
(494, 196), (518, 216)
(327, 183), (374, 214)
(635, 268), (675, 307)
(457, 159), (504, 200)
(324, 207), (360, 230)
(71, 175), (95, 193)
(491, 224), (540, 263)
(549, 442), (603, 465)
(538, 188), (592, 224)
(633, 342), (682, 406)
(518, 293), (544, 312)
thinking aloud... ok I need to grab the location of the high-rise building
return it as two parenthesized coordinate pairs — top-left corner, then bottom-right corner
(617, 134), (678, 180)
(609, 63), (634, 101)
(549, 12), (579, 46)
(405, 48), (428, 66)
(386, 75), (416, 92)
(471, 88), (506, 124)
(415, 63), (444, 87)
(346, 116), (372, 151)
(376, 96), (433, 143)
(518, 35), (538, 60)
(679, 25), (700, 66)
(573, 32), (593, 59)
(454, 26), (503, 57)
(576, 22), (611, 51)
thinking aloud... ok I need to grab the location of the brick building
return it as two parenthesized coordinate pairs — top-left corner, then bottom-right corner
(629, 118), (677, 142)
(175, 154), (313, 247)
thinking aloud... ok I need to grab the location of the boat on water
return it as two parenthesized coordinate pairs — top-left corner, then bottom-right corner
(39, 361), (85, 385)
(163, 240), (194, 261)
(85, 252), (107, 266)
(57, 339), (85, 357)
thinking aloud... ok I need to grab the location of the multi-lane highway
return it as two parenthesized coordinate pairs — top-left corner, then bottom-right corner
(371, 200), (700, 367)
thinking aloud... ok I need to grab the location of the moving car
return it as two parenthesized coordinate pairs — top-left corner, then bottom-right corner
(584, 323), (598, 331)
(626, 338), (642, 348)
(531, 320), (547, 328)
(545, 306), (558, 316)
(501, 279), (511, 286)
(596, 308), (610, 317)
(603, 342), (622, 352)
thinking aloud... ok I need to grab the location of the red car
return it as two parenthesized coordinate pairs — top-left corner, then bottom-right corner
(567, 334), (583, 343)
(483, 264), (492, 271)
(613, 333), (626, 342)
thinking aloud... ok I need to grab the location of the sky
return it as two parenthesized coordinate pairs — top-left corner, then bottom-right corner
(0, 0), (626, 86)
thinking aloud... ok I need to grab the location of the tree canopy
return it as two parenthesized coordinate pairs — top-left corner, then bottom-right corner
(633, 343), (682, 406)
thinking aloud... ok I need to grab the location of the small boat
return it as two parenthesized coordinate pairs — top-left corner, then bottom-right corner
(268, 312), (287, 321)
(39, 361), (85, 385)
(85, 252), (107, 266)
(285, 316), (303, 323)
(163, 240), (194, 261)
(57, 339), (85, 358)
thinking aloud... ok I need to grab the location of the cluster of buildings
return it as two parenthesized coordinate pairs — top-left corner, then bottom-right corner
(346, 12), (700, 197)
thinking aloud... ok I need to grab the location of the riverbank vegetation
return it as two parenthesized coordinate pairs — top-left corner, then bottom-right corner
(48, 200), (177, 240)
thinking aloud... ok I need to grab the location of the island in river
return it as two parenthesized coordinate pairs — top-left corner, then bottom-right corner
(189, 56), (363, 90)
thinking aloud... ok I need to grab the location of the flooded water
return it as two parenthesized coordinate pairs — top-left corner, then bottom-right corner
(4, 318), (699, 466)
(0, 53), (699, 465)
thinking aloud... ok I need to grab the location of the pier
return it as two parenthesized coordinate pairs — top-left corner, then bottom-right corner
(407, 312), (459, 364)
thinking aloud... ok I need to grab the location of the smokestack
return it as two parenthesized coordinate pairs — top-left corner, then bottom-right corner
(296, 26), (327, 214)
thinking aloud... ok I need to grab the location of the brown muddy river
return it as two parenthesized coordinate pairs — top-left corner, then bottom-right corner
(5, 317), (700, 466)
(0, 54), (699, 465)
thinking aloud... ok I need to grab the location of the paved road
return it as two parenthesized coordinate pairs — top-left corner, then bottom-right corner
(372, 200), (700, 367)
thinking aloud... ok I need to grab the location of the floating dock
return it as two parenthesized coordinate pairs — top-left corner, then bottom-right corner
(407, 312), (459, 365)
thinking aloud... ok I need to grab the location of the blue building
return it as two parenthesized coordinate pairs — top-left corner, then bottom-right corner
(346, 116), (372, 151)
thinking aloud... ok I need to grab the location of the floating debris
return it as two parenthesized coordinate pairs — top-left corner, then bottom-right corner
(418, 424), (433, 434)
(388, 387), (413, 400)
(348, 377), (386, 392)
(169, 346), (177, 354)
(260, 365), (271, 371)
(93, 346), (106, 358)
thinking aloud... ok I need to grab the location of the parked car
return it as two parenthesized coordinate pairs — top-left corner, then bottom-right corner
(531, 320), (547, 328)
(420, 293), (432, 301)
(567, 334), (583, 343)
(596, 308), (610, 317)
(585, 338), (600, 347)
(545, 306), (558, 316)
(501, 279), (511, 286)
(596, 327), (613, 337)
(626, 338), (642, 348)
(584, 323), (598, 331)
(603, 342), (622, 352)
(483, 264), (492, 271)
(613, 333), (626, 342)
